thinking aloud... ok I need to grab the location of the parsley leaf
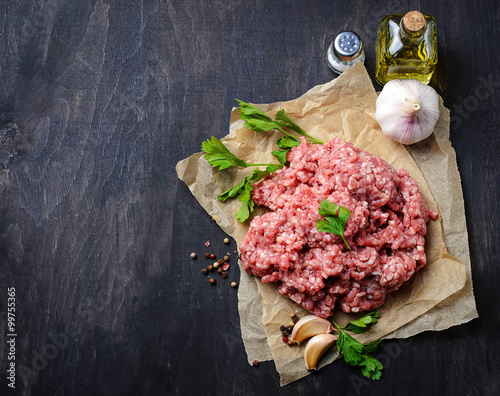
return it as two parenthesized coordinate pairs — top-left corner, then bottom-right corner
(316, 199), (351, 250)
(218, 165), (280, 223)
(236, 100), (324, 145)
(332, 311), (383, 380)
(274, 109), (324, 144)
(201, 137), (248, 170)
(271, 136), (301, 165)
(343, 311), (380, 334)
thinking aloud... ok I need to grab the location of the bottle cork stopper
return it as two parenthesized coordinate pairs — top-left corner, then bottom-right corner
(403, 11), (425, 32)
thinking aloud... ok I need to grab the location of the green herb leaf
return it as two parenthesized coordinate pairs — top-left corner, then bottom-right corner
(236, 199), (254, 223)
(332, 311), (383, 381)
(218, 166), (280, 223)
(236, 100), (324, 144)
(202, 137), (248, 170)
(271, 136), (301, 165)
(274, 109), (324, 144)
(316, 199), (351, 250)
(217, 177), (248, 202)
(271, 149), (289, 166)
(343, 311), (380, 334)
(276, 136), (301, 149)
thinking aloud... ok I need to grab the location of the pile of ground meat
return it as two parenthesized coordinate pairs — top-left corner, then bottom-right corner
(239, 137), (438, 318)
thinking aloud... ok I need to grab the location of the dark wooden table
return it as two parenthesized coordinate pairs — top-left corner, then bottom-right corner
(0, 1), (498, 395)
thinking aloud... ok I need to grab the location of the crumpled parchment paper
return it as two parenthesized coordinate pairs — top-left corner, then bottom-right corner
(176, 63), (477, 385)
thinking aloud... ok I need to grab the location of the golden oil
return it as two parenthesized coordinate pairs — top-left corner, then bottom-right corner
(375, 11), (437, 85)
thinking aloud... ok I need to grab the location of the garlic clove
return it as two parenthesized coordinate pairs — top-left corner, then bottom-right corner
(304, 333), (338, 370)
(375, 79), (440, 145)
(290, 315), (334, 345)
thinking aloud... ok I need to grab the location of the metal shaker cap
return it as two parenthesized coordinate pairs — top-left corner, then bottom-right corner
(334, 32), (363, 60)
(327, 31), (365, 74)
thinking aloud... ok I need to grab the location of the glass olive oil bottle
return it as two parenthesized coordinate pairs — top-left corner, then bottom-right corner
(375, 11), (437, 85)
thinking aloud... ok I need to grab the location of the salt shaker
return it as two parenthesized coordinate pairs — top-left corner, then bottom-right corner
(327, 31), (365, 74)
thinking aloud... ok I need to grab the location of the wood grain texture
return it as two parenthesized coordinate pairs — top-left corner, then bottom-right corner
(0, 0), (498, 395)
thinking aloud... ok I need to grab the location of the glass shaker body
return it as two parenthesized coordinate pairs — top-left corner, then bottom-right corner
(375, 11), (437, 85)
(327, 31), (365, 74)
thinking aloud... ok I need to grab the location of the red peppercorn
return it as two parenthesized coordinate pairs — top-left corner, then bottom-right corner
(210, 253), (216, 259)
(282, 336), (288, 343)
(252, 360), (259, 367)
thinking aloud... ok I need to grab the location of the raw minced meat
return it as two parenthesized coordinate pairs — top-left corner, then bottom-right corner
(239, 137), (438, 318)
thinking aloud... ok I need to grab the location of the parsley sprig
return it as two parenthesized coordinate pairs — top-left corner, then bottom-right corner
(316, 199), (351, 250)
(201, 137), (283, 222)
(202, 100), (324, 222)
(332, 311), (383, 380)
(218, 165), (281, 223)
(237, 100), (323, 165)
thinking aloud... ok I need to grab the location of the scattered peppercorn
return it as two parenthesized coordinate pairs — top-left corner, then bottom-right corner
(287, 340), (294, 346)
(190, 252), (197, 259)
(252, 360), (259, 367)
(221, 271), (227, 279)
(231, 282), (237, 288)
(288, 321), (295, 328)
(205, 253), (210, 259)
(209, 278), (216, 285)
(282, 336), (288, 343)
(222, 263), (229, 271)
(290, 312), (296, 318)
(213, 262), (219, 269)
(280, 325), (286, 332)
(210, 253), (216, 259)
(293, 315), (300, 324)
(217, 267), (223, 274)
(201, 268), (208, 275)
(224, 238), (230, 244)
(218, 259), (223, 265)
(207, 265), (214, 271)
(223, 255), (230, 262)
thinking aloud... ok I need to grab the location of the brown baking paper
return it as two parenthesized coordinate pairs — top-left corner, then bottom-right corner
(176, 63), (477, 385)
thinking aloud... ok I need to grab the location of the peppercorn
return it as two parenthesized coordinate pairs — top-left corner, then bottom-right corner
(201, 268), (208, 275)
(287, 340), (294, 346)
(213, 262), (219, 269)
(282, 336), (288, 343)
(290, 312), (296, 318)
(231, 282), (237, 288)
(224, 238), (230, 244)
(221, 271), (227, 279)
(210, 253), (216, 259)
(252, 360), (259, 367)
(293, 315), (300, 324)
(223, 255), (229, 262)
(222, 263), (230, 271)
(207, 265), (214, 271)
(209, 278), (216, 285)
(280, 325), (286, 332)
(218, 259), (223, 265)
(217, 267), (223, 274)
(190, 252), (197, 259)
(288, 321), (295, 328)
(205, 253), (210, 259)
(286, 326), (293, 333)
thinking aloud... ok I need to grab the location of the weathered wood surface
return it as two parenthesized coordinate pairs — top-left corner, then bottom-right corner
(0, 0), (498, 395)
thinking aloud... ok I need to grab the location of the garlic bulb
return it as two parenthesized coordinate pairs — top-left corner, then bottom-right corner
(375, 79), (440, 144)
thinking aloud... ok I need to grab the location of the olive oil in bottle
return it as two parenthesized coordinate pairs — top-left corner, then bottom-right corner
(375, 11), (437, 85)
